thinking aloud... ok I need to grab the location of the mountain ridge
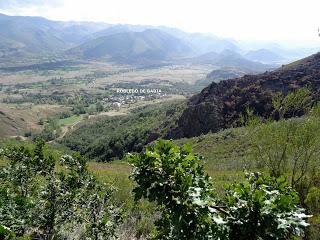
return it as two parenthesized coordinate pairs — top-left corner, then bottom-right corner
(0, 12), (317, 67)
(66, 29), (194, 64)
(0, 13), (108, 58)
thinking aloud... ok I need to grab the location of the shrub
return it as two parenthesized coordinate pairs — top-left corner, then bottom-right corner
(129, 140), (310, 240)
(225, 172), (309, 239)
(0, 140), (122, 239)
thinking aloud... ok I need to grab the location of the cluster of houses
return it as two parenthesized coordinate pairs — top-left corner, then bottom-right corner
(101, 90), (167, 110)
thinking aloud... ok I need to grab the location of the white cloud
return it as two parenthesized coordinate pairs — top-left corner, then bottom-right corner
(1, 0), (320, 43)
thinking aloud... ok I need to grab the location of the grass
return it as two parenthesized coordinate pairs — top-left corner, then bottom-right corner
(0, 62), (210, 87)
(177, 128), (251, 165)
(84, 130), (249, 240)
(84, 127), (252, 200)
(0, 103), (68, 139)
(58, 115), (83, 126)
(0, 122), (254, 199)
(175, 128), (255, 194)
(0, 126), (283, 239)
(88, 160), (133, 203)
(0, 159), (7, 167)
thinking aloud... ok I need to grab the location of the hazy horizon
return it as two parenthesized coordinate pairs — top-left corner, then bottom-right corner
(0, 0), (320, 48)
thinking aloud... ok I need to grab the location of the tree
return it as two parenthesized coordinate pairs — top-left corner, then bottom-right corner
(128, 140), (310, 240)
(272, 87), (312, 119)
(96, 102), (104, 112)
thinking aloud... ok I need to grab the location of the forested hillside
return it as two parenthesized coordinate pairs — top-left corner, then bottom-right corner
(61, 101), (186, 161)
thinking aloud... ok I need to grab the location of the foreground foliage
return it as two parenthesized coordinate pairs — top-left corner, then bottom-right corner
(244, 89), (320, 238)
(0, 140), (121, 239)
(129, 140), (310, 240)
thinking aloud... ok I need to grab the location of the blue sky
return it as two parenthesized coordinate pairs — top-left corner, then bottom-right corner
(0, 0), (320, 45)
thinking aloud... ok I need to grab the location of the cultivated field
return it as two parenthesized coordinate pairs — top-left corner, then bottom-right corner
(0, 60), (208, 140)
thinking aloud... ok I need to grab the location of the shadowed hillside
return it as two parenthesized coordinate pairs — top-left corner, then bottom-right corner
(67, 29), (193, 64)
(168, 52), (320, 138)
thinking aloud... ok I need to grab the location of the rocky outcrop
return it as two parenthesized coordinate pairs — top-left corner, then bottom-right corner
(168, 52), (320, 138)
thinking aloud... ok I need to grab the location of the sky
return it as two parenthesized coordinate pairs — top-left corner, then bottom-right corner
(0, 0), (320, 46)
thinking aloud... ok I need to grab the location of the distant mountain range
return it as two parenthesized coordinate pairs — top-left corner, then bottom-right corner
(0, 13), (318, 67)
(188, 49), (275, 71)
(90, 24), (241, 54)
(244, 49), (285, 64)
(0, 13), (108, 58)
(167, 52), (320, 138)
(66, 29), (193, 64)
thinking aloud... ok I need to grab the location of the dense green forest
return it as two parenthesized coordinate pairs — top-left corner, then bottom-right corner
(61, 101), (186, 161)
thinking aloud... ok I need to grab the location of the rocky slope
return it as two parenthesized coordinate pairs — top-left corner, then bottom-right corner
(168, 52), (320, 138)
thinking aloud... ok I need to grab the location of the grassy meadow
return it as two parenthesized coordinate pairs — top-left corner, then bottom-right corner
(85, 127), (250, 204)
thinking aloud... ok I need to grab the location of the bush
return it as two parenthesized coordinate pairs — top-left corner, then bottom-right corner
(129, 140), (310, 240)
(225, 172), (309, 239)
(0, 224), (15, 239)
(24, 131), (32, 137)
(0, 140), (122, 239)
(305, 187), (320, 215)
(245, 92), (320, 201)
